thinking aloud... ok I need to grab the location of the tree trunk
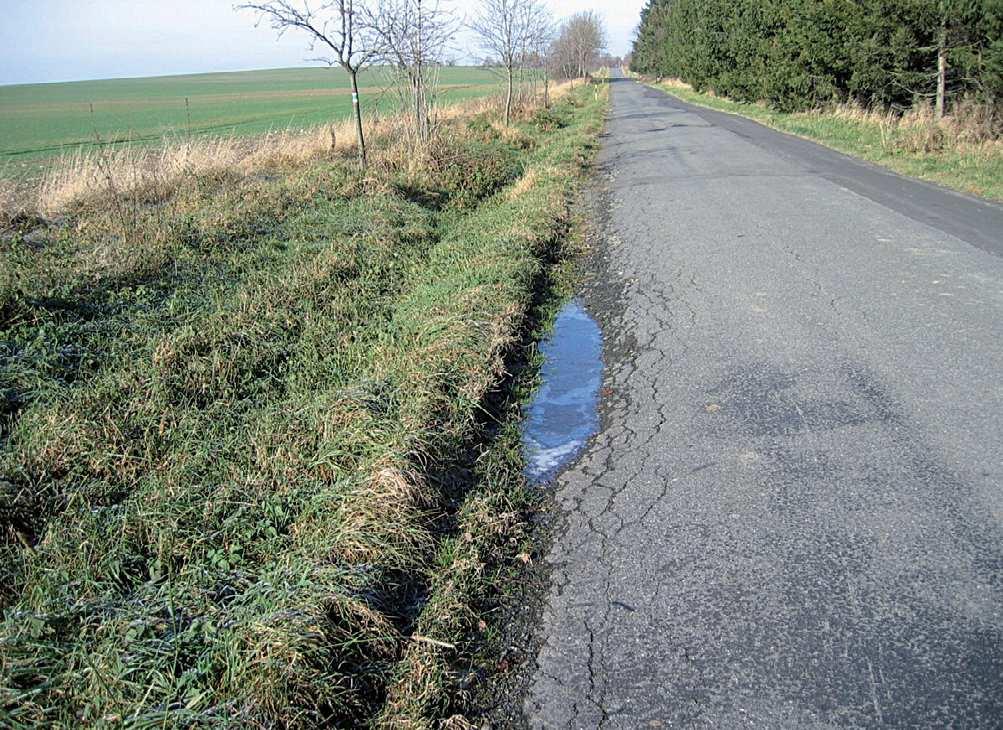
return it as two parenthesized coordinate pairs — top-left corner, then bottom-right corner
(936, 18), (947, 120)
(986, 93), (997, 139)
(544, 73), (550, 109)
(415, 71), (428, 144)
(505, 65), (514, 126)
(349, 69), (367, 170)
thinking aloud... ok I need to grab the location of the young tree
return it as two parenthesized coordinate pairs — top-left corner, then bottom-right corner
(236, 0), (378, 168)
(470, 0), (552, 126)
(528, 31), (556, 108)
(363, 0), (456, 144)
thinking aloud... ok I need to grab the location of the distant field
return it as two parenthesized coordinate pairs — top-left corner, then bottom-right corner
(0, 66), (502, 176)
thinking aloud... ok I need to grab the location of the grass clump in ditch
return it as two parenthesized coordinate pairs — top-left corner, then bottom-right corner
(0, 80), (607, 728)
(649, 77), (1003, 202)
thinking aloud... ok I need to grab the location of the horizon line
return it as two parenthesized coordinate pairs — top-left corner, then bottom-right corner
(0, 60), (491, 89)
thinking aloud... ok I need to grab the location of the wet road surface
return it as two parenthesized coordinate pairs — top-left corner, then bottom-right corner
(523, 299), (604, 485)
(526, 78), (1003, 727)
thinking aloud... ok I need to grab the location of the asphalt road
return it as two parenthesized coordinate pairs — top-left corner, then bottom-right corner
(525, 78), (1003, 727)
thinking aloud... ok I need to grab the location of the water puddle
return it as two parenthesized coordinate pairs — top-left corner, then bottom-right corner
(522, 299), (604, 484)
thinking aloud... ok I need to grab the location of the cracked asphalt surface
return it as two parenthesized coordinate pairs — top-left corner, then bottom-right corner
(524, 78), (1003, 727)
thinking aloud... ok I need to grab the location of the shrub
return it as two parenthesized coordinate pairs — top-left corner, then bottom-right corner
(531, 107), (566, 132)
(435, 139), (523, 210)
(466, 113), (501, 142)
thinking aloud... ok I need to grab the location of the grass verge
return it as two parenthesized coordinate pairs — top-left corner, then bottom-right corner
(0, 81), (607, 727)
(645, 77), (1003, 202)
(376, 123), (601, 729)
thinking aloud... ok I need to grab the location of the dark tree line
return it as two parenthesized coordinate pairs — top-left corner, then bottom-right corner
(631, 0), (1003, 126)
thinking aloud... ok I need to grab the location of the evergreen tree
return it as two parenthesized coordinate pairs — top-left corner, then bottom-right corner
(631, 0), (1002, 126)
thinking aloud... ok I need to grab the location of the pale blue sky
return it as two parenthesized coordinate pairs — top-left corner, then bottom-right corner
(1, 0), (643, 86)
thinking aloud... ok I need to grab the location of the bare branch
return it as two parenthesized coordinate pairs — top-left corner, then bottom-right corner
(550, 10), (607, 80)
(235, 0), (378, 72)
(469, 0), (552, 124)
(234, 0), (379, 166)
(361, 0), (458, 142)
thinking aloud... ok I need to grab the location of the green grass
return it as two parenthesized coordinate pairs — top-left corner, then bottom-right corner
(649, 80), (1003, 202)
(0, 66), (502, 175)
(0, 85), (607, 728)
(378, 91), (606, 727)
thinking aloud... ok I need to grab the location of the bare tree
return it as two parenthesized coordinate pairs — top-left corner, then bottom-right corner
(470, 0), (552, 125)
(548, 34), (574, 84)
(525, 43), (553, 108)
(236, 1), (379, 168)
(551, 11), (607, 81)
(363, 0), (456, 145)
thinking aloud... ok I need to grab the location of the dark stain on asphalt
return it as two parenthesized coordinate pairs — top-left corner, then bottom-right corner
(705, 362), (884, 438)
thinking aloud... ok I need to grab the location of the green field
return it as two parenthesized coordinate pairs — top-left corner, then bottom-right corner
(0, 66), (502, 174)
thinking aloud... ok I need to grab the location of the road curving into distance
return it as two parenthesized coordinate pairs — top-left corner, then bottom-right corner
(526, 76), (1003, 727)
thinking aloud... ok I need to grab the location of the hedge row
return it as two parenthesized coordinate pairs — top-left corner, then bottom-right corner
(632, 0), (1003, 115)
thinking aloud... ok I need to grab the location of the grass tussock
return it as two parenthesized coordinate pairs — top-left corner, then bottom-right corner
(650, 77), (1003, 201)
(0, 80), (607, 728)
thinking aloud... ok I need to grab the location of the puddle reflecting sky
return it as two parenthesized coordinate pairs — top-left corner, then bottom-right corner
(523, 299), (604, 484)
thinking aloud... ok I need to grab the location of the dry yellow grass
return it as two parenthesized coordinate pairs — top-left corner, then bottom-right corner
(9, 78), (592, 219)
(820, 98), (1003, 157)
(0, 178), (18, 218)
(546, 79), (577, 102)
(656, 75), (1000, 159)
(32, 121), (359, 216)
(656, 76), (694, 91)
(506, 166), (542, 199)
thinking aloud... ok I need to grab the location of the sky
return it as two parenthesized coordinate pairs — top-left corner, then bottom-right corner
(1, 0), (645, 86)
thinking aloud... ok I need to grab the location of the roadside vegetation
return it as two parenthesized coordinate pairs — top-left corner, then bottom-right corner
(648, 77), (1003, 202)
(0, 74), (607, 728)
(631, 0), (1003, 201)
